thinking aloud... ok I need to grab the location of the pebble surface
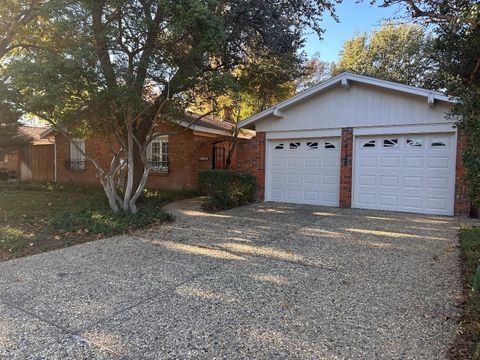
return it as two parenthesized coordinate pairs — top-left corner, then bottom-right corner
(0, 198), (467, 359)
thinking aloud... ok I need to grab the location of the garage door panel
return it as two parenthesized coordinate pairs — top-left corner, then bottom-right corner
(305, 157), (319, 168)
(380, 156), (400, 167)
(428, 157), (450, 169)
(286, 173), (301, 184)
(304, 174), (319, 185)
(402, 196), (422, 209)
(287, 157), (303, 168)
(322, 156), (339, 168)
(379, 194), (399, 207)
(267, 138), (340, 207)
(354, 133), (455, 215)
(403, 176), (423, 188)
(427, 177), (448, 190)
(359, 156), (377, 167)
(404, 156), (424, 168)
(380, 175), (399, 187)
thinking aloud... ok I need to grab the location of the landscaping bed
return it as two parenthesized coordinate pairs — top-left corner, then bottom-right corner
(450, 226), (480, 360)
(0, 182), (196, 261)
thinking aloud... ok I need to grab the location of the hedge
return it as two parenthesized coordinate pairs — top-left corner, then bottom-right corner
(198, 170), (256, 211)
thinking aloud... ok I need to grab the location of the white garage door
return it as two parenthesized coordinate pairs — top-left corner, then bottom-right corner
(353, 133), (456, 215)
(267, 138), (340, 206)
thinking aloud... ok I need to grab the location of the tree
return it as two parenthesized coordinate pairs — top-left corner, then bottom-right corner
(0, 0), (45, 152)
(5, 0), (340, 213)
(332, 22), (437, 88)
(378, 1), (480, 208)
(295, 54), (333, 92)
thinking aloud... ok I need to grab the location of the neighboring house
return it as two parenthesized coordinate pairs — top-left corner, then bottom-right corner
(41, 114), (252, 190)
(0, 126), (55, 182)
(238, 72), (469, 216)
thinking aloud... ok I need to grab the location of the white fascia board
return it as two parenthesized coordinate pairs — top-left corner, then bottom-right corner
(353, 123), (457, 136)
(346, 73), (451, 102)
(238, 72), (453, 129)
(266, 128), (342, 140)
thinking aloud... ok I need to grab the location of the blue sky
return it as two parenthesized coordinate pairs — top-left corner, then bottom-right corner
(303, 1), (405, 62)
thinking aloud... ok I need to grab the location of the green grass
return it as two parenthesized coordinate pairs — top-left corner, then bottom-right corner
(457, 227), (480, 359)
(0, 182), (197, 259)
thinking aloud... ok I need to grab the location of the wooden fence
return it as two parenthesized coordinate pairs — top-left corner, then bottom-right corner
(20, 144), (55, 182)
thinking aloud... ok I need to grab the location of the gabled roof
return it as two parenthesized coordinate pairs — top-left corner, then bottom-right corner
(238, 72), (453, 129)
(18, 126), (53, 145)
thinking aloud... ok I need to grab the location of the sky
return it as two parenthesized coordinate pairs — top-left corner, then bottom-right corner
(303, 1), (406, 62)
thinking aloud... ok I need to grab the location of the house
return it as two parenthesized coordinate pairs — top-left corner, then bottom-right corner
(0, 126), (55, 182)
(40, 114), (251, 190)
(237, 72), (469, 216)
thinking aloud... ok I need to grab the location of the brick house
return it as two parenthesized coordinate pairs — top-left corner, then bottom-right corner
(0, 126), (55, 182)
(41, 114), (254, 190)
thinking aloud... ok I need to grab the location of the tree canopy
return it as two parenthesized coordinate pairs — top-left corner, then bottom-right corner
(3, 0), (340, 212)
(333, 22), (436, 87)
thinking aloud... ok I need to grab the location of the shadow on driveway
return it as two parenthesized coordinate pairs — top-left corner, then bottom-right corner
(0, 199), (462, 359)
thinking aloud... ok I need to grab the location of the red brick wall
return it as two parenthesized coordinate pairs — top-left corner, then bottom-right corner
(236, 132), (265, 201)
(0, 151), (19, 175)
(339, 128), (353, 208)
(55, 124), (229, 190)
(455, 130), (470, 216)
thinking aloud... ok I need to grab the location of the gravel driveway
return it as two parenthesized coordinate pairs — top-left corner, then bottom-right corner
(0, 199), (462, 359)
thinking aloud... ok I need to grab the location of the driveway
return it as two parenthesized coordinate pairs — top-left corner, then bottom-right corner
(0, 200), (462, 359)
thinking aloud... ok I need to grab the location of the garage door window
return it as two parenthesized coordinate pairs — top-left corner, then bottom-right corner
(362, 139), (376, 148)
(324, 141), (337, 149)
(307, 141), (319, 149)
(383, 138), (398, 148)
(274, 143), (284, 150)
(406, 138), (423, 147)
(431, 137), (447, 147)
(290, 142), (301, 149)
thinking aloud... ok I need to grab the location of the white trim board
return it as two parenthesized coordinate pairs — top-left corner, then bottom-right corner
(266, 129), (341, 140)
(353, 123), (457, 136)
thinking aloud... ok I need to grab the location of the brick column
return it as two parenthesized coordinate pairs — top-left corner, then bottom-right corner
(455, 130), (470, 216)
(236, 132), (266, 201)
(339, 128), (353, 208)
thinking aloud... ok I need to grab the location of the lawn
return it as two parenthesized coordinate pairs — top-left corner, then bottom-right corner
(451, 227), (480, 360)
(0, 182), (197, 261)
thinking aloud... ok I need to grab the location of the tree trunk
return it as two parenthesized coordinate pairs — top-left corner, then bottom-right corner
(101, 178), (120, 213)
(123, 122), (135, 212)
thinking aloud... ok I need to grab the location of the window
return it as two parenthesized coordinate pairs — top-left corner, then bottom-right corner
(147, 135), (169, 172)
(68, 139), (86, 170)
(289, 142), (300, 149)
(383, 138), (398, 148)
(274, 143), (284, 150)
(406, 138), (423, 147)
(431, 137), (447, 147)
(324, 142), (336, 149)
(307, 141), (318, 149)
(362, 140), (376, 148)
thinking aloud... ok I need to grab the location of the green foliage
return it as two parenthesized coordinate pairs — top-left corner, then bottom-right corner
(459, 227), (480, 359)
(434, 22), (480, 208)
(333, 22), (437, 88)
(0, 182), (196, 257)
(198, 170), (256, 211)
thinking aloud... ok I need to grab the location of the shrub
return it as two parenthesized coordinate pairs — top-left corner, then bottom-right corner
(198, 170), (256, 211)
